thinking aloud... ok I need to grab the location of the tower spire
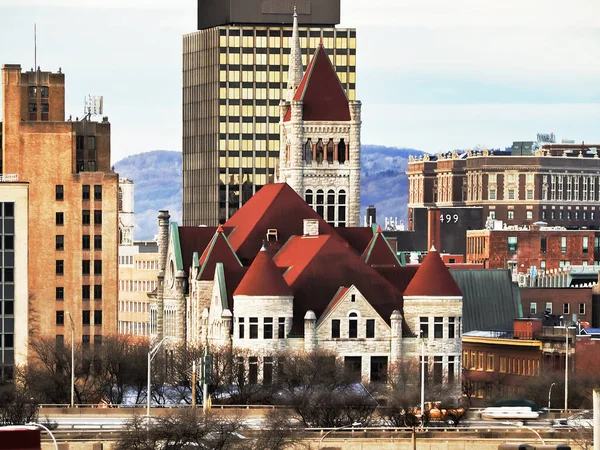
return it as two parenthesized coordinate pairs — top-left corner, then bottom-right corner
(287, 6), (303, 101)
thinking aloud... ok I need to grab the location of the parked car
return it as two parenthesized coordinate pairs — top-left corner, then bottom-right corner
(552, 410), (593, 429)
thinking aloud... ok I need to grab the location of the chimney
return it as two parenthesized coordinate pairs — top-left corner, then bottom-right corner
(303, 219), (319, 236)
(366, 205), (377, 227)
(427, 209), (441, 251)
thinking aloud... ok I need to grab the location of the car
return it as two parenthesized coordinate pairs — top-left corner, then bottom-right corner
(481, 406), (540, 420)
(552, 410), (593, 429)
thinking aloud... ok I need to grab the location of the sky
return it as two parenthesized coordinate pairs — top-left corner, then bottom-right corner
(0, 0), (599, 163)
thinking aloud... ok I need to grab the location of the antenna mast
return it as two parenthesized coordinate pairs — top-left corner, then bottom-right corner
(34, 23), (37, 72)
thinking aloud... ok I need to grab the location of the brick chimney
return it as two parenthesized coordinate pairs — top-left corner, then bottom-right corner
(303, 219), (319, 236)
(427, 209), (441, 251)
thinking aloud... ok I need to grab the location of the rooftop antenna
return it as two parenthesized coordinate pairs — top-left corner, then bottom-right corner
(34, 23), (37, 75)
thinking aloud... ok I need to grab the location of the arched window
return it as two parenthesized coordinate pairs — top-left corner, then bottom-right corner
(316, 139), (324, 164)
(338, 139), (346, 164)
(338, 189), (347, 227)
(304, 139), (312, 163)
(305, 189), (314, 207)
(349, 312), (358, 338)
(327, 189), (335, 225)
(327, 139), (334, 164)
(316, 189), (324, 218)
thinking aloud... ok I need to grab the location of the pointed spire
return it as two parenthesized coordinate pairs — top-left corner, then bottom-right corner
(287, 5), (303, 101)
(376, 224), (382, 233)
(216, 224), (224, 233)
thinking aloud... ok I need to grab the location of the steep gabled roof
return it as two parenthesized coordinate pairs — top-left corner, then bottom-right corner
(196, 225), (243, 280)
(233, 247), (293, 297)
(335, 226), (375, 255)
(362, 225), (401, 267)
(403, 246), (462, 297)
(273, 234), (405, 336)
(224, 183), (336, 263)
(176, 225), (234, 275)
(283, 44), (351, 122)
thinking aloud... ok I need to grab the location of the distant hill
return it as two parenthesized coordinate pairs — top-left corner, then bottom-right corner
(114, 146), (425, 240)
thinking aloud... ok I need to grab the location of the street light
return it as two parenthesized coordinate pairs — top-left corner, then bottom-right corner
(503, 421), (545, 445)
(147, 336), (170, 421)
(27, 422), (58, 450)
(318, 422), (361, 448)
(420, 329), (425, 421)
(562, 320), (575, 413)
(65, 311), (75, 408)
(548, 382), (556, 410)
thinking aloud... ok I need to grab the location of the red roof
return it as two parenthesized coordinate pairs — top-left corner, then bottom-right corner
(403, 248), (462, 297)
(225, 183), (336, 263)
(283, 44), (350, 122)
(274, 234), (406, 336)
(362, 227), (401, 267)
(334, 226), (374, 255)
(233, 248), (293, 297)
(197, 226), (242, 280)
(177, 226), (233, 275)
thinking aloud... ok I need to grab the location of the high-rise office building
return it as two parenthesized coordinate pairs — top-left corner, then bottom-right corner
(1, 65), (119, 356)
(183, 0), (356, 225)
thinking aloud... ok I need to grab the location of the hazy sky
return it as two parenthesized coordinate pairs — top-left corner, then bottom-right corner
(1, 0), (599, 163)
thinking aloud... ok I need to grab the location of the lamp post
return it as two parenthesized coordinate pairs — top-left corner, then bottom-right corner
(564, 322), (570, 413)
(503, 421), (545, 445)
(420, 329), (425, 421)
(65, 311), (75, 408)
(147, 336), (169, 421)
(318, 422), (361, 448)
(548, 382), (556, 410)
(27, 422), (58, 450)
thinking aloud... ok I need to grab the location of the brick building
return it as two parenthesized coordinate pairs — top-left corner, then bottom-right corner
(520, 288), (593, 324)
(466, 224), (600, 273)
(407, 142), (600, 230)
(0, 65), (119, 354)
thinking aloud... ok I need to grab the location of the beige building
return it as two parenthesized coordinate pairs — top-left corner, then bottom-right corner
(0, 182), (28, 380)
(117, 178), (158, 336)
(1, 64), (119, 351)
(182, 0), (356, 226)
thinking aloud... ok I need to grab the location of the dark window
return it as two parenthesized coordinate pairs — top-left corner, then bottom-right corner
(331, 319), (340, 338)
(41, 86), (49, 98)
(4, 268), (13, 282)
(56, 260), (64, 275)
(82, 235), (90, 250)
(82, 335), (90, 347)
(350, 294), (356, 302)
(448, 317), (455, 339)
(94, 260), (102, 275)
(263, 357), (273, 385)
(366, 319), (375, 338)
(4, 236), (13, 251)
(94, 185), (102, 201)
(420, 317), (429, 338)
(4, 203), (13, 217)
(94, 285), (102, 300)
(249, 357), (258, 384)
(82, 210), (90, 225)
(94, 210), (102, 225)
(56, 212), (64, 226)
(88, 136), (96, 151)
(434, 317), (443, 339)
(448, 356), (455, 383)
(370, 356), (388, 382)
(55, 235), (64, 250)
(263, 317), (273, 339)
(4, 301), (13, 315)
(344, 356), (361, 383)
(3, 334), (13, 348)
(56, 287), (64, 300)
(278, 317), (285, 339)
(82, 310), (91, 325)
(94, 310), (102, 325)
(349, 313), (358, 338)
(541, 236), (547, 253)
(28, 86), (37, 98)
(94, 235), (102, 250)
(433, 356), (443, 384)
(82, 185), (90, 200)
(56, 335), (64, 348)
(238, 318), (244, 339)
(94, 335), (102, 345)
(82, 260), (90, 275)
(56, 311), (65, 326)
(249, 317), (258, 339)
(56, 185), (64, 201)
(82, 285), (90, 300)
(76, 135), (84, 150)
